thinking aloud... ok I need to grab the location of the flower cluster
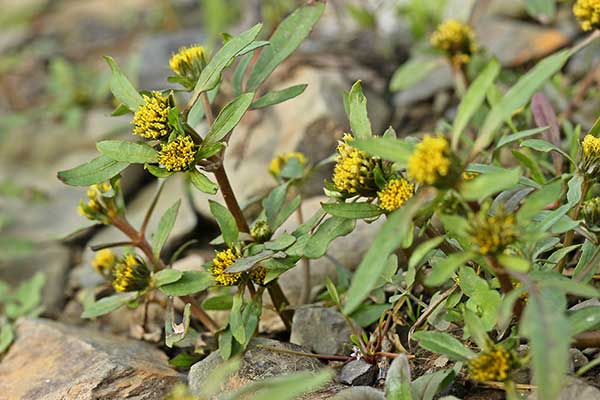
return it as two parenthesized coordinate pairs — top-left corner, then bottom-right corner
(573, 0), (600, 31)
(92, 249), (117, 278)
(132, 91), (171, 139)
(211, 248), (267, 286)
(468, 209), (517, 255)
(269, 152), (307, 177)
(112, 254), (151, 293)
(580, 134), (600, 181)
(377, 178), (414, 212)
(169, 45), (206, 83)
(431, 19), (477, 65)
(78, 181), (120, 223)
(158, 136), (196, 172)
(332, 134), (379, 196)
(408, 135), (453, 187)
(251, 220), (272, 243)
(468, 345), (512, 382)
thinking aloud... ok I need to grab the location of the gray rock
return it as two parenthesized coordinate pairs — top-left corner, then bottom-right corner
(568, 348), (589, 373)
(0, 318), (182, 399)
(340, 359), (377, 386)
(290, 306), (352, 355)
(0, 244), (70, 316)
(393, 62), (453, 109)
(567, 41), (600, 79)
(529, 377), (600, 400)
(332, 386), (385, 400)
(189, 338), (323, 395)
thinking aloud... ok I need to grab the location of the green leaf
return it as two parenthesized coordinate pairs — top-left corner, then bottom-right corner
(461, 167), (521, 201)
(246, 2), (325, 91)
(203, 92), (255, 146)
(568, 306), (600, 335)
(567, 174), (584, 208)
(229, 292), (245, 345)
(0, 324), (14, 354)
(463, 309), (488, 349)
(411, 369), (456, 400)
(452, 59), (501, 149)
(525, 0), (556, 21)
(573, 240), (597, 283)
(82, 292), (138, 318)
(233, 53), (253, 95)
(352, 137), (414, 166)
(145, 164), (173, 178)
(385, 354), (413, 400)
(425, 252), (475, 286)
(263, 183), (290, 230)
(209, 200), (239, 247)
(151, 199), (181, 258)
(264, 232), (296, 251)
(194, 23), (262, 94)
(321, 202), (384, 219)
(202, 294), (233, 310)
(495, 126), (548, 149)
(497, 254), (531, 272)
(345, 81), (372, 139)
(251, 84), (307, 109)
(408, 237), (445, 270)
(304, 217), (355, 259)
(272, 194), (301, 230)
(520, 139), (575, 164)
(225, 370), (333, 400)
(103, 56), (144, 111)
(165, 303), (191, 348)
(153, 269), (183, 287)
(472, 50), (570, 154)
(390, 57), (440, 92)
(350, 303), (392, 327)
(188, 170), (218, 194)
(225, 250), (278, 273)
(159, 271), (213, 296)
(412, 331), (475, 361)
(97, 140), (158, 163)
(57, 155), (128, 186)
(521, 287), (570, 400)
(343, 195), (425, 314)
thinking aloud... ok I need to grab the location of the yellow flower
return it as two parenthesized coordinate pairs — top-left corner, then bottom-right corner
(573, 0), (600, 31)
(580, 135), (600, 181)
(377, 178), (414, 212)
(431, 19), (477, 65)
(92, 249), (117, 276)
(408, 135), (451, 186)
(468, 346), (512, 382)
(78, 181), (119, 223)
(582, 134), (600, 157)
(250, 266), (268, 286)
(112, 254), (151, 293)
(469, 210), (517, 255)
(332, 134), (378, 196)
(169, 45), (206, 81)
(269, 152), (307, 176)
(462, 171), (478, 181)
(132, 91), (171, 139)
(159, 136), (196, 172)
(211, 248), (242, 286)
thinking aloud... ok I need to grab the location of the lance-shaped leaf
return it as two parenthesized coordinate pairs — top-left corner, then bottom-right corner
(153, 269), (183, 287)
(188, 169), (218, 194)
(81, 292), (138, 319)
(159, 271), (213, 296)
(151, 199), (181, 258)
(390, 57), (440, 92)
(460, 167), (521, 201)
(57, 155), (128, 186)
(352, 137), (414, 166)
(209, 200), (239, 247)
(531, 92), (562, 173)
(385, 354), (413, 400)
(304, 217), (356, 259)
(412, 331), (475, 361)
(251, 84), (307, 109)
(225, 250), (281, 273)
(203, 92), (255, 146)
(344, 81), (372, 139)
(104, 56), (144, 111)
(321, 202), (384, 219)
(97, 140), (158, 163)
(165, 302), (191, 348)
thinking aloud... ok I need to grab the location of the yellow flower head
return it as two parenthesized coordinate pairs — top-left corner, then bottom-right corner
(92, 249), (117, 276)
(169, 45), (206, 80)
(132, 91), (171, 139)
(211, 248), (242, 286)
(468, 345), (512, 382)
(469, 209), (517, 255)
(78, 181), (118, 223)
(378, 178), (414, 212)
(250, 220), (272, 243)
(408, 135), (451, 186)
(269, 152), (307, 177)
(582, 134), (600, 158)
(462, 171), (478, 181)
(112, 254), (151, 293)
(583, 197), (600, 227)
(332, 134), (379, 196)
(580, 135), (600, 181)
(250, 266), (268, 286)
(431, 19), (477, 65)
(159, 136), (196, 172)
(573, 0), (600, 31)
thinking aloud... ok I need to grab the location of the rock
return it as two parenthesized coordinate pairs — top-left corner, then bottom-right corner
(189, 338), (323, 395)
(567, 41), (600, 79)
(0, 318), (182, 399)
(474, 17), (571, 67)
(82, 108), (132, 141)
(0, 244), (70, 316)
(568, 348), (588, 373)
(393, 62), (453, 109)
(528, 377), (600, 400)
(570, 298), (600, 310)
(332, 386), (385, 400)
(339, 359), (377, 386)
(290, 306), (352, 356)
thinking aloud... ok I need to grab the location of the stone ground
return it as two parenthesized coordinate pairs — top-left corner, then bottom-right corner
(1, 0), (600, 399)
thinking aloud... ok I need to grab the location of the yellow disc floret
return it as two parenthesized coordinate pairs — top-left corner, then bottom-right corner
(378, 178), (414, 212)
(77, 181), (119, 223)
(112, 254), (151, 293)
(132, 91), (171, 139)
(431, 19), (477, 65)
(169, 45), (206, 80)
(408, 135), (451, 186)
(92, 249), (117, 276)
(332, 134), (378, 196)
(469, 210), (517, 255)
(159, 136), (196, 172)
(211, 248), (242, 286)
(469, 346), (512, 382)
(573, 0), (600, 31)
(269, 152), (307, 177)
(582, 134), (600, 157)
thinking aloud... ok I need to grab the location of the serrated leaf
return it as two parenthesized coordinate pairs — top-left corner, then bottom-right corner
(97, 140), (158, 163)
(251, 84), (307, 109)
(304, 217), (355, 259)
(159, 271), (213, 296)
(104, 56), (144, 111)
(81, 292), (138, 318)
(151, 199), (181, 258)
(57, 155), (128, 186)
